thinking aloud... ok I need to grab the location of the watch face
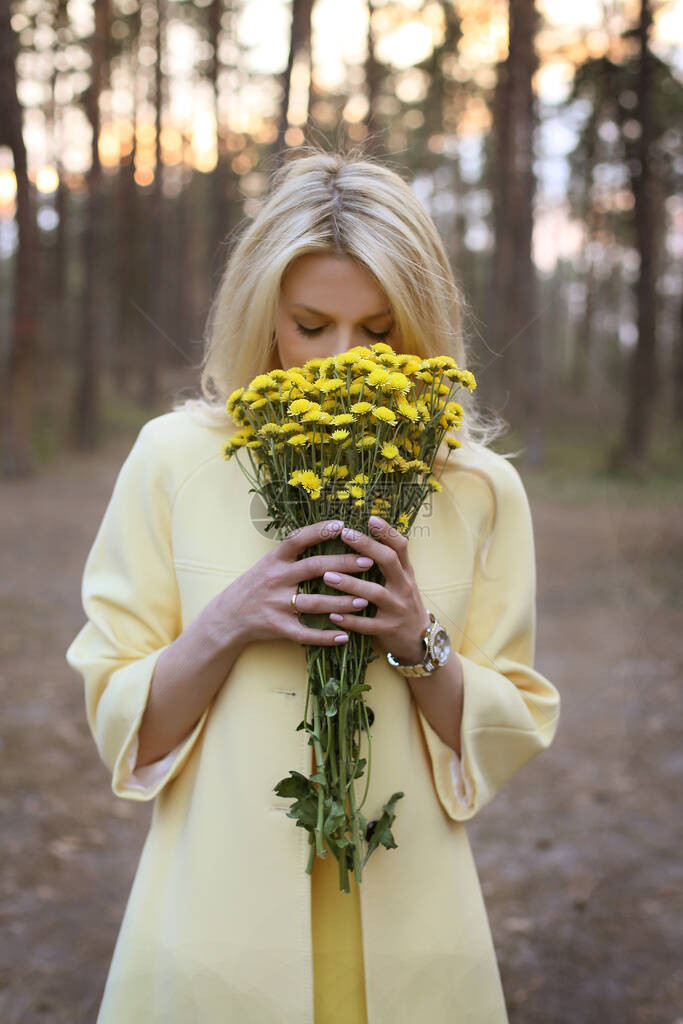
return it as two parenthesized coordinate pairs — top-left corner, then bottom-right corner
(432, 628), (451, 664)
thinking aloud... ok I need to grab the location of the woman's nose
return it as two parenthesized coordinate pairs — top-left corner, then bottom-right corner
(330, 326), (354, 352)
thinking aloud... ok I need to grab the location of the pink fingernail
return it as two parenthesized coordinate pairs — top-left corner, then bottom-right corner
(334, 633), (348, 642)
(352, 598), (368, 608)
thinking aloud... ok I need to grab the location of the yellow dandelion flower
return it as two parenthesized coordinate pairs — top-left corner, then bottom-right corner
(301, 407), (324, 422)
(385, 371), (411, 393)
(331, 429), (350, 441)
(299, 470), (322, 492)
(319, 377), (345, 394)
(381, 442), (399, 459)
(356, 435), (377, 449)
(367, 367), (390, 388)
(288, 398), (312, 415)
(246, 439), (262, 448)
(415, 400), (430, 422)
(249, 397), (267, 410)
(302, 357), (326, 373)
(349, 485), (364, 498)
(289, 470), (303, 485)
(354, 358), (378, 376)
(350, 401), (374, 415)
(258, 422), (281, 436)
(353, 499), (365, 507)
(336, 490), (350, 501)
(446, 436), (462, 449)
(334, 350), (359, 367)
(336, 465), (349, 479)
(242, 389), (261, 402)
(423, 356), (456, 371)
(371, 406), (397, 425)
(427, 477), (443, 492)
(371, 342), (395, 355)
(249, 373), (274, 392)
(286, 433), (308, 447)
(397, 513), (410, 533)
(350, 472), (369, 484)
(396, 398), (419, 421)
(330, 413), (355, 426)
(226, 387), (245, 413)
(221, 440), (235, 460)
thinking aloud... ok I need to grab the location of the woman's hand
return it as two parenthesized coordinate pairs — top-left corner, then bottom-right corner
(222, 519), (376, 648)
(324, 515), (429, 664)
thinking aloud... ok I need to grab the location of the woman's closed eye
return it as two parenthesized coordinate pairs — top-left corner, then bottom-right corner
(294, 322), (392, 341)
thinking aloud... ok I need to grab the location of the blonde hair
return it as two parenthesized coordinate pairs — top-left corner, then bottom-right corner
(172, 144), (514, 474)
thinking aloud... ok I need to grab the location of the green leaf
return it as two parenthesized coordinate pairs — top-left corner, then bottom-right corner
(353, 757), (367, 779)
(346, 682), (372, 700)
(309, 770), (327, 785)
(363, 791), (404, 864)
(323, 799), (346, 835)
(273, 770), (310, 799)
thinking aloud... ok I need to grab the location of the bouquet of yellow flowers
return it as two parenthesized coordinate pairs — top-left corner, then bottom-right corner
(221, 342), (476, 892)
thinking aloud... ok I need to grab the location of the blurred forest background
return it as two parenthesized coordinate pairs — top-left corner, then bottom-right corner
(2, 3), (683, 1021)
(1, 0), (682, 479)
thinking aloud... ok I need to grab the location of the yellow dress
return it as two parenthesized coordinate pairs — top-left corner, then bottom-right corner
(311, 747), (368, 1024)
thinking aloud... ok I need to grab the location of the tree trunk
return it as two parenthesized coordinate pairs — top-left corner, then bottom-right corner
(275, 0), (314, 163)
(71, 0), (110, 448)
(114, 0), (141, 396)
(611, 0), (658, 472)
(490, 0), (543, 466)
(0, 2), (39, 475)
(363, 0), (382, 155)
(141, 0), (167, 408)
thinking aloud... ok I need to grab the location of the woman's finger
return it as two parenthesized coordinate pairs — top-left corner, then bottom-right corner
(294, 591), (369, 613)
(337, 522), (407, 585)
(280, 518), (344, 556)
(284, 620), (351, 645)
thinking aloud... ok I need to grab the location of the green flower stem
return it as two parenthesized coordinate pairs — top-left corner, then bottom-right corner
(348, 773), (363, 882)
(311, 689), (326, 858)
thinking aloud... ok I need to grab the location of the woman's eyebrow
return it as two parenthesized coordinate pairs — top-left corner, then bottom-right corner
(291, 303), (392, 320)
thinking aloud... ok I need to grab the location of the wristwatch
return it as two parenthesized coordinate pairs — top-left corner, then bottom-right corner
(386, 610), (451, 677)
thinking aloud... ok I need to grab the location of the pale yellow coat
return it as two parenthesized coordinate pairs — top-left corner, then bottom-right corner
(65, 410), (561, 1023)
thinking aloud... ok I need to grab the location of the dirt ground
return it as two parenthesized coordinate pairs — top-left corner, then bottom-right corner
(0, 433), (681, 1023)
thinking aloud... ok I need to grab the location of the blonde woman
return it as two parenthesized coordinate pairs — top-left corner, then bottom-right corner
(66, 148), (561, 1024)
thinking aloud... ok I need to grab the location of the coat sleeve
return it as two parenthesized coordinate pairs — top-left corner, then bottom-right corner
(65, 420), (211, 802)
(416, 456), (561, 822)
